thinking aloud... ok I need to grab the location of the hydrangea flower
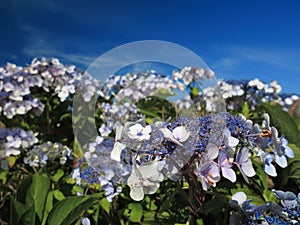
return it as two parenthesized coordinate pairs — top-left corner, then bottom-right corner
(127, 161), (164, 201)
(235, 147), (256, 183)
(159, 126), (190, 146)
(0, 127), (38, 169)
(127, 124), (152, 141)
(195, 161), (220, 190)
(219, 150), (236, 182)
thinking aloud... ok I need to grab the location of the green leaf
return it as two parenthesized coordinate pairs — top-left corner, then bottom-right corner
(231, 186), (265, 205)
(53, 190), (65, 201)
(139, 108), (159, 118)
(99, 198), (111, 214)
(42, 191), (54, 225)
(18, 205), (36, 225)
(7, 156), (17, 167)
(46, 194), (99, 225)
(250, 159), (276, 202)
(203, 196), (225, 215)
(191, 87), (199, 96)
(71, 185), (84, 195)
(158, 188), (179, 216)
(50, 169), (64, 182)
(10, 198), (27, 225)
(258, 102), (300, 146)
(196, 219), (204, 225)
(293, 116), (300, 132)
(72, 138), (83, 158)
(285, 144), (300, 184)
(30, 173), (50, 221)
(124, 203), (143, 223)
(17, 176), (33, 204)
(143, 211), (156, 223)
(0, 170), (8, 183)
(241, 102), (250, 117)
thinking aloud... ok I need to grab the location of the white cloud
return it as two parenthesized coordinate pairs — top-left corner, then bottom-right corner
(211, 57), (240, 70)
(22, 38), (96, 67)
(216, 45), (300, 73)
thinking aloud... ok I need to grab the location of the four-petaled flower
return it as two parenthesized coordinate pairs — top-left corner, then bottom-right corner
(127, 161), (164, 201)
(219, 150), (236, 182)
(127, 124), (152, 141)
(159, 126), (190, 146)
(195, 161), (220, 190)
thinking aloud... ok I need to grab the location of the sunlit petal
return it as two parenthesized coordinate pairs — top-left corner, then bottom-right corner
(111, 142), (125, 162)
(159, 127), (183, 146)
(232, 192), (247, 206)
(206, 143), (219, 160)
(222, 167), (236, 183)
(172, 126), (190, 142)
(275, 154), (287, 168)
(264, 164), (277, 177)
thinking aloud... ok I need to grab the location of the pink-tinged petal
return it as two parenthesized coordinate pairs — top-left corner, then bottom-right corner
(206, 143), (219, 160)
(264, 164), (277, 177)
(236, 147), (249, 163)
(223, 129), (231, 138)
(222, 167), (236, 183)
(275, 155), (287, 168)
(241, 160), (256, 177)
(228, 136), (239, 148)
(236, 164), (249, 183)
(201, 176), (208, 191)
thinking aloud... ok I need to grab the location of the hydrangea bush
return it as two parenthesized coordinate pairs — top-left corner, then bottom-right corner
(1, 58), (300, 225)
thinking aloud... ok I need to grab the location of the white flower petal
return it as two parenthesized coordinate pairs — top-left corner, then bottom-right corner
(241, 160), (256, 177)
(206, 143), (219, 160)
(172, 126), (190, 142)
(284, 146), (294, 158)
(275, 155), (287, 168)
(222, 167), (237, 183)
(228, 136), (239, 148)
(144, 125), (152, 135)
(111, 142), (125, 162)
(130, 185), (144, 201)
(143, 182), (160, 195)
(232, 192), (247, 206)
(115, 124), (123, 140)
(264, 164), (277, 177)
(159, 128), (183, 146)
(5, 149), (20, 156)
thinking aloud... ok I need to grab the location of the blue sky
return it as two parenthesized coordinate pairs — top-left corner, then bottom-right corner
(1, 0), (300, 94)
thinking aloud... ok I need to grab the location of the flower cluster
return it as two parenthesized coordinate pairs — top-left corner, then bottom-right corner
(0, 58), (100, 119)
(24, 141), (73, 167)
(79, 110), (294, 202)
(96, 67), (216, 138)
(195, 78), (299, 113)
(230, 190), (300, 224)
(0, 127), (38, 169)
